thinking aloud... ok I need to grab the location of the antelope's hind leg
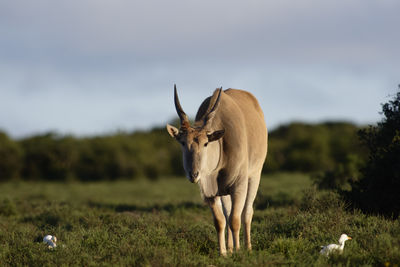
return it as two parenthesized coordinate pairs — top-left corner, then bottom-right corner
(229, 178), (249, 251)
(242, 172), (261, 251)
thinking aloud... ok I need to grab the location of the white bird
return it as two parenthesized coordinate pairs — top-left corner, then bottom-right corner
(320, 234), (352, 256)
(43, 235), (57, 249)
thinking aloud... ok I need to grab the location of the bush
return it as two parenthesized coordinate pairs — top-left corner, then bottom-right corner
(75, 135), (139, 181)
(20, 133), (79, 181)
(265, 122), (363, 173)
(0, 131), (22, 181)
(345, 87), (400, 218)
(0, 121), (364, 181)
(313, 154), (363, 191)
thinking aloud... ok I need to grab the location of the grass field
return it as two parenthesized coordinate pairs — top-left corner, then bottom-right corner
(1, 173), (399, 266)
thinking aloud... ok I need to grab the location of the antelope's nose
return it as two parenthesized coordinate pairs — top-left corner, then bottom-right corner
(189, 171), (199, 181)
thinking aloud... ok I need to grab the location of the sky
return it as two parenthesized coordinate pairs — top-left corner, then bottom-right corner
(0, 0), (399, 138)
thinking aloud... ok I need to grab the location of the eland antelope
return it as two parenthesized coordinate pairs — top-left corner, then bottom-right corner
(166, 85), (268, 255)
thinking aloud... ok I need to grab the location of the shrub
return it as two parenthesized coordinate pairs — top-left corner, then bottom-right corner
(265, 122), (363, 173)
(20, 133), (79, 181)
(313, 153), (363, 191)
(0, 131), (22, 181)
(345, 86), (400, 218)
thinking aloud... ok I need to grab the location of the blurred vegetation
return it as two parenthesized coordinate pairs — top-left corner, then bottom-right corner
(0, 122), (360, 181)
(266, 122), (365, 173)
(0, 121), (365, 182)
(1, 128), (184, 181)
(0, 132), (23, 180)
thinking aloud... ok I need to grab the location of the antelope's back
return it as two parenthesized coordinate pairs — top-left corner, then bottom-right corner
(195, 89), (268, 173)
(224, 89), (268, 173)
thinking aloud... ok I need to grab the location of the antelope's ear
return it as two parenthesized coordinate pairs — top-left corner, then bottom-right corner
(166, 124), (179, 138)
(207, 129), (225, 142)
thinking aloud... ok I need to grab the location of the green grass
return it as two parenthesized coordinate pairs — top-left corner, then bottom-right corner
(0, 173), (399, 266)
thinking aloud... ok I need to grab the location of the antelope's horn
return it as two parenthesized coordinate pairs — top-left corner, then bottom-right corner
(204, 87), (222, 127)
(174, 84), (190, 128)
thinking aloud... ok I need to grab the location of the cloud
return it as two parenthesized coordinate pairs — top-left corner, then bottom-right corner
(0, 0), (399, 137)
(2, 1), (399, 67)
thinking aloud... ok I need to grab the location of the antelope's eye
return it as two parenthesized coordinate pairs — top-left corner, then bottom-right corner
(204, 142), (208, 147)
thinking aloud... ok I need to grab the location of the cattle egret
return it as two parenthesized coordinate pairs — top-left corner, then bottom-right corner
(320, 234), (352, 256)
(43, 235), (57, 248)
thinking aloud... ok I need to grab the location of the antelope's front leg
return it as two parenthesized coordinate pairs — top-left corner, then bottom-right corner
(208, 196), (227, 256)
(221, 195), (233, 253)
